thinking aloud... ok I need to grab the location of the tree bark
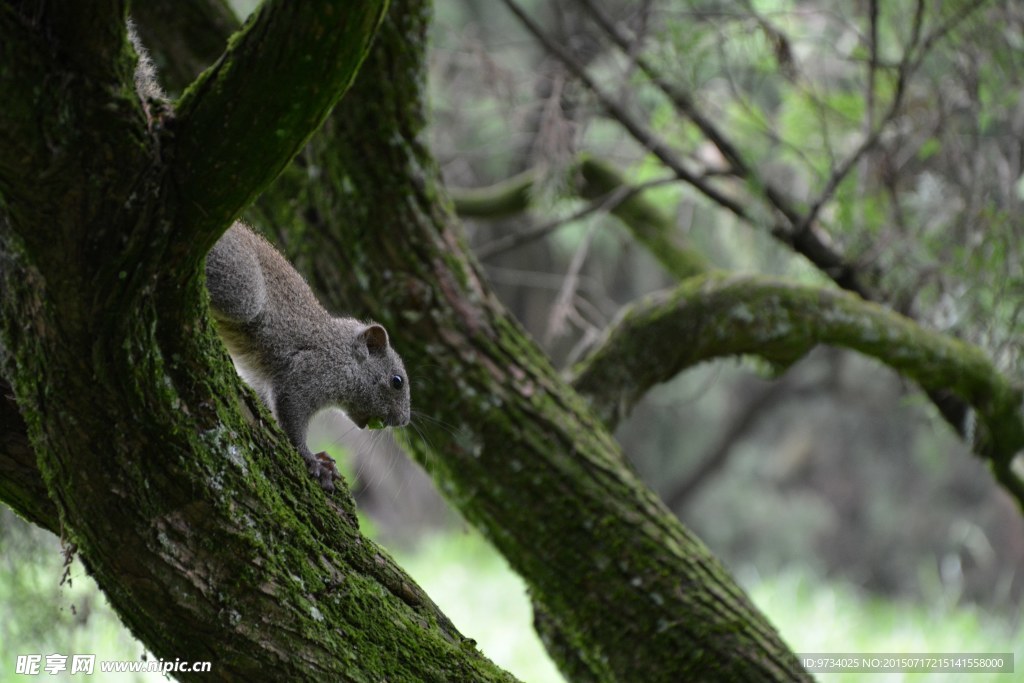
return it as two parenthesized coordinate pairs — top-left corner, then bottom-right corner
(569, 273), (1024, 509)
(248, 2), (810, 681)
(0, 2), (517, 681)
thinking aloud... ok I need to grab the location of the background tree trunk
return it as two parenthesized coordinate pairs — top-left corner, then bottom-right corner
(249, 1), (810, 680)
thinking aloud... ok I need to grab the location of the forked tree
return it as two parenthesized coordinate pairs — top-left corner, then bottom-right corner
(2, 1), (1021, 681)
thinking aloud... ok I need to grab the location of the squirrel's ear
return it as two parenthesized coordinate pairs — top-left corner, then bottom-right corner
(361, 324), (389, 354)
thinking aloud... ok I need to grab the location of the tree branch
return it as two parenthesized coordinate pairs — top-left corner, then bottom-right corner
(171, 0), (389, 244)
(576, 157), (709, 279)
(452, 155), (708, 280)
(571, 273), (1024, 510)
(509, 0), (875, 300)
(246, 1), (810, 678)
(0, 2), (519, 679)
(516, 0), (1015, 509)
(0, 5), (142, 260)
(450, 168), (538, 219)
(574, 0), (786, 211)
(498, 0), (752, 222)
(0, 1), (234, 538)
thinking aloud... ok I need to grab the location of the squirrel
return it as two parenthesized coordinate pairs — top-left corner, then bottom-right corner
(205, 223), (411, 491)
(125, 26), (408, 489)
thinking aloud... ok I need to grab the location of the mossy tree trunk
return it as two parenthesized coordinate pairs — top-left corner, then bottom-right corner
(9, 0), (1022, 680)
(248, 2), (811, 681)
(0, 0), (811, 681)
(0, 1), (516, 681)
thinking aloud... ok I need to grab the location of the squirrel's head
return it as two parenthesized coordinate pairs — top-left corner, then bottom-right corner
(345, 322), (411, 430)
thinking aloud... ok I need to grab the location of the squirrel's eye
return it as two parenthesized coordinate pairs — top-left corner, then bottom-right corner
(390, 375), (404, 390)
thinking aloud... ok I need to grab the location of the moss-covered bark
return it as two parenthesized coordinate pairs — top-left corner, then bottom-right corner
(571, 273), (1024, 509)
(4, 0), (1014, 680)
(0, 377), (53, 531)
(0, 2), (517, 681)
(246, 2), (810, 681)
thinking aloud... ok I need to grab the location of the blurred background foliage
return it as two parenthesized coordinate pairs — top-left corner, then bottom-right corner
(3, 0), (1024, 680)
(428, 0), (1024, 611)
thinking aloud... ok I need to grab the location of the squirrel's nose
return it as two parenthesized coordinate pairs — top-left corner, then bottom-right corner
(391, 408), (410, 428)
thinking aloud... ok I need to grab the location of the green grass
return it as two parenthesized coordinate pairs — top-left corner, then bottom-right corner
(2, 517), (1020, 682)
(391, 530), (565, 682)
(394, 532), (1022, 683)
(750, 570), (1022, 682)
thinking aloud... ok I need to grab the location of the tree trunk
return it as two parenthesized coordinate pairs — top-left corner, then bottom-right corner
(1, 0), (812, 680)
(0, 2), (515, 681)
(250, 1), (810, 680)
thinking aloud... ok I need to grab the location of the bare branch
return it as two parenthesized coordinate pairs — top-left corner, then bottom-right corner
(499, 0), (751, 221)
(450, 169), (538, 219)
(532, 0), (872, 299)
(453, 157), (708, 279)
(545, 224), (597, 343)
(661, 378), (803, 511)
(576, 0), (766, 198)
(801, 0), (991, 238)
(474, 179), (664, 260)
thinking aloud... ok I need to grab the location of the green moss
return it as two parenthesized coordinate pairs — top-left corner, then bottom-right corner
(573, 272), (1024, 483)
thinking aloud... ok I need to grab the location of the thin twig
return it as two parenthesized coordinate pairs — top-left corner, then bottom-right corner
(573, 0), (873, 298)
(500, 0), (751, 222)
(801, 0), (990, 235)
(546, 223), (597, 344)
(475, 175), (677, 259)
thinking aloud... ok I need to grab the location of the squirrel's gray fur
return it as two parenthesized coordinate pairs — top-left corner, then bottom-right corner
(206, 224), (411, 490)
(126, 27), (410, 489)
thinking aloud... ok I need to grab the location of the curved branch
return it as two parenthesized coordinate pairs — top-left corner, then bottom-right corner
(450, 168), (537, 219)
(171, 0), (389, 242)
(576, 156), (708, 279)
(501, 1), (1000, 463)
(571, 273), (1024, 508)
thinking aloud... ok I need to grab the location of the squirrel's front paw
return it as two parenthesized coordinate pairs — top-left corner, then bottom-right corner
(305, 451), (341, 492)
